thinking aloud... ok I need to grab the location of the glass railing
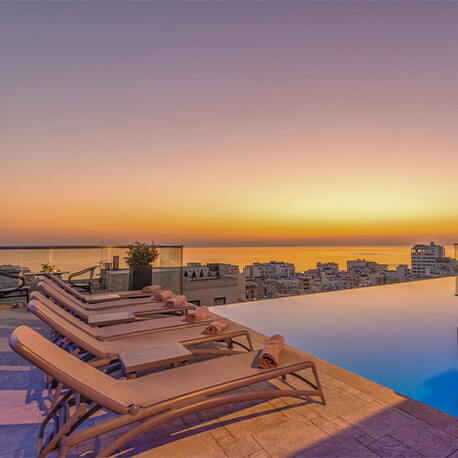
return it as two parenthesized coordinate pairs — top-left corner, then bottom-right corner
(0, 245), (182, 305)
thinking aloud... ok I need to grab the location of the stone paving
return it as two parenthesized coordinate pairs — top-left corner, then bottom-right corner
(1, 306), (457, 457)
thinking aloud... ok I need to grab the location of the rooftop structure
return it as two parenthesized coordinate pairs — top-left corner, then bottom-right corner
(182, 262), (246, 305)
(2, 278), (458, 456)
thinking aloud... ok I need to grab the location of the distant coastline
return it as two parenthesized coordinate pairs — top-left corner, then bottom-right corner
(183, 244), (456, 272)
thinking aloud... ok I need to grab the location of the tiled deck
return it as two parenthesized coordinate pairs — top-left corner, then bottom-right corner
(1, 305), (457, 457)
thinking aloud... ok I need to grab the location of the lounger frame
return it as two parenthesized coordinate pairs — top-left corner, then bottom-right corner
(37, 279), (195, 318)
(10, 327), (326, 458)
(43, 361), (324, 458)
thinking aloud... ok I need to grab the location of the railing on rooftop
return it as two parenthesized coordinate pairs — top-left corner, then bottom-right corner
(0, 245), (183, 304)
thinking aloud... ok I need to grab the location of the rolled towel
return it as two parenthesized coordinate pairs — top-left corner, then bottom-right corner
(165, 295), (187, 308)
(204, 318), (230, 335)
(185, 306), (209, 323)
(142, 285), (161, 294)
(257, 334), (285, 369)
(154, 290), (173, 301)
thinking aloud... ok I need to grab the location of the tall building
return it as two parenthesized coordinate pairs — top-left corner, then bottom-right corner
(411, 242), (445, 277)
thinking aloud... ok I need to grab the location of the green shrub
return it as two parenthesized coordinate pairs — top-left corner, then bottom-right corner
(124, 241), (159, 267)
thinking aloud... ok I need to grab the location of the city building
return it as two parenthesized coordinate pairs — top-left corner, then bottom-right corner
(182, 262), (245, 306)
(244, 261), (295, 279)
(411, 242), (454, 277)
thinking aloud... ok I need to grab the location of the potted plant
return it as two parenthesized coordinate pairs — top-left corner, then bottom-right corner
(124, 241), (159, 290)
(41, 263), (53, 273)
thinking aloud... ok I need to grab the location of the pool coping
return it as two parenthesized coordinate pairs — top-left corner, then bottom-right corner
(243, 324), (458, 432)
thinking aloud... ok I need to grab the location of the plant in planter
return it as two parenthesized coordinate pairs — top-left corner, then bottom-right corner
(124, 241), (159, 290)
(41, 263), (54, 273)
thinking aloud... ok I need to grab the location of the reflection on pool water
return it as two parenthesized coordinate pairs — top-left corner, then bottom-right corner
(213, 277), (458, 417)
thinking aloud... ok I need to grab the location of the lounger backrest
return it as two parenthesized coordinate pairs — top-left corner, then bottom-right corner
(37, 280), (89, 320)
(28, 299), (108, 358)
(46, 272), (86, 301)
(40, 277), (85, 305)
(30, 291), (95, 336)
(10, 326), (131, 414)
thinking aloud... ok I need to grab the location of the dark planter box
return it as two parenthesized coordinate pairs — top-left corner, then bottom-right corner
(129, 265), (153, 290)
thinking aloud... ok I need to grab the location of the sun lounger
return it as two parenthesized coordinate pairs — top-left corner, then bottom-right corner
(30, 291), (220, 340)
(37, 280), (195, 319)
(28, 297), (254, 362)
(41, 277), (165, 308)
(10, 325), (325, 457)
(46, 271), (155, 303)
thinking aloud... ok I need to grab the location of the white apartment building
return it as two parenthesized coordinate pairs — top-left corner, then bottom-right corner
(271, 261), (295, 278)
(411, 242), (445, 277)
(244, 261), (295, 279)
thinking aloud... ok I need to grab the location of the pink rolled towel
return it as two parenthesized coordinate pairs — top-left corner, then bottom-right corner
(165, 295), (187, 308)
(154, 290), (173, 301)
(204, 318), (229, 335)
(185, 306), (209, 323)
(257, 334), (285, 369)
(142, 285), (161, 294)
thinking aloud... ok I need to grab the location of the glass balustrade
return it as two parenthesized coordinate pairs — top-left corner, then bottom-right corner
(0, 245), (183, 305)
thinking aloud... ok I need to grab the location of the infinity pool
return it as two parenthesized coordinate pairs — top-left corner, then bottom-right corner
(213, 277), (458, 417)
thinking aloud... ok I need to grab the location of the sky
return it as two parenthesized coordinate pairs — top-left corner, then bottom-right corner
(1, 2), (457, 247)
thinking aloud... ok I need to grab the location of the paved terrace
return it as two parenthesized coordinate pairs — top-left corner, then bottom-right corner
(1, 305), (458, 458)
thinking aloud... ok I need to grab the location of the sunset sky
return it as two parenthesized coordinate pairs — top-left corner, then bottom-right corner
(1, 2), (457, 246)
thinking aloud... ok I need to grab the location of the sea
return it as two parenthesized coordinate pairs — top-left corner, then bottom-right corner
(1, 245), (455, 273)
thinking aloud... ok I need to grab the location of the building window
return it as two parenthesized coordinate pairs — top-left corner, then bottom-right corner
(189, 300), (200, 307)
(214, 297), (226, 306)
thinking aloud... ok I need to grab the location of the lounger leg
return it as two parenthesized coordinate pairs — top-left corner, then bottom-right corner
(41, 402), (89, 457)
(46, 381), (64, 413)
(310, 363), (326, 405)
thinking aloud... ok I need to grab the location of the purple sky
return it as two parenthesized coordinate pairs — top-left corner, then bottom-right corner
(1, 2), (457, 245)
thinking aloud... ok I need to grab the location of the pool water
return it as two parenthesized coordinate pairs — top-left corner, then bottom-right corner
(213, 277), (458, 417)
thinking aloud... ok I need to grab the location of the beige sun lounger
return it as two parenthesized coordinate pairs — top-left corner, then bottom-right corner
(10, 326), (325, 457)
(30, 291), (219, 340)
(28, 297), (254, 361)
(40, 277), (168, 309)
(46, 272), (155, 303)
(37, 280), (195, 319)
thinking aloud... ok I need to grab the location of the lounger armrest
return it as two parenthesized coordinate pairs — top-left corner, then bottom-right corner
(88, 311), (136, 327)
(85, 293), (122, 303)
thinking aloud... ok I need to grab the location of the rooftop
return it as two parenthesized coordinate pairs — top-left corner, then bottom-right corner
(2, 301), (458, 457)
